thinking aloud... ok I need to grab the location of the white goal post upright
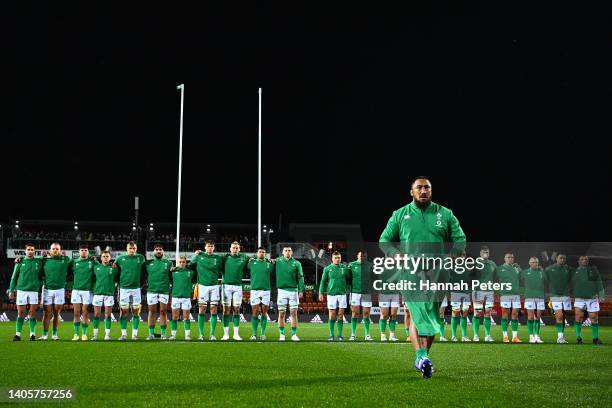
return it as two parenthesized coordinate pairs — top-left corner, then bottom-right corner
(258, 87), (262, 248)
(176, 84), (185, 260)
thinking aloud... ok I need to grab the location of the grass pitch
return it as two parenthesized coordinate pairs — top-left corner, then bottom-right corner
(0, 322), (610, 407)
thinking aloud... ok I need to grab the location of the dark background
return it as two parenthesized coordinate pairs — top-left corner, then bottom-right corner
(2, 3), (611, 242)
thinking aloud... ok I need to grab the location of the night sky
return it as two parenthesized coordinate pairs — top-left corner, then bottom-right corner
(3, 4), (611, 242)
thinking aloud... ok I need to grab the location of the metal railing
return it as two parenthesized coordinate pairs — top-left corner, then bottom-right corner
(7, 238), (133, 252)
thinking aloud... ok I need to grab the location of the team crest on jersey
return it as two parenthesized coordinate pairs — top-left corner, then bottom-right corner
(404, 214), (411, 220)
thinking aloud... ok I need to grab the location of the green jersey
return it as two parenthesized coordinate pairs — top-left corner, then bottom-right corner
(188, 253), (224, 286)
(274, 257), (304, 292)
(115, 254), (146, 289)
(71, 257), (96, 291)
(572, 266), (604, 299)
(93, 263), (118, 296)
(448, 264), (473, 293)
(247, 258), (274, 291)
(171, 267), (197, 298)
(379, 200), (465, 337)
(475, 259), (497, 284)
(348, 260), (373, 294)
(522, 268), (546, 298)
(319, 263), (350, 296)
(222, 254), (249, 285)
(495, 264), (521, 295)
(545, 264), (572, 297)
(144, 257), (173, 293)
(379, 201), (466, 257)
(9, 257), (43, 292)
(42, 255), (72, 290)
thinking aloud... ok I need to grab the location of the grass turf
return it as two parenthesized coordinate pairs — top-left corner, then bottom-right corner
(0, 321), (610, 407)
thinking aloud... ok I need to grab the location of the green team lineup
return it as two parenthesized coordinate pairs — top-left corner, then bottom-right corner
(7, 177), (606, 383)
(3, 6), (611, 406)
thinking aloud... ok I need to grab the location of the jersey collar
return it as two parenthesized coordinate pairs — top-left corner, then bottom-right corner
(408, 200), (436, 213)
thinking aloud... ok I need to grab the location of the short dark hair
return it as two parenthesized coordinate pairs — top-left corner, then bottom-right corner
(411, 176), (431, 188)
(204, 240), (215, 246)
(356, 249), (366, 256)
(154, 244), (164, 250)
(283, 245), (292, 250)
(79, 244), (89, 250)
(101, 250), (111, 256)
(480, 245), (489, 251)
(257, 246), (266, 251)
(25, 243), (35, 249)
(504, 252), (514, 256)
(127, 241), (137, 247)
(332, 251), (341, 256)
